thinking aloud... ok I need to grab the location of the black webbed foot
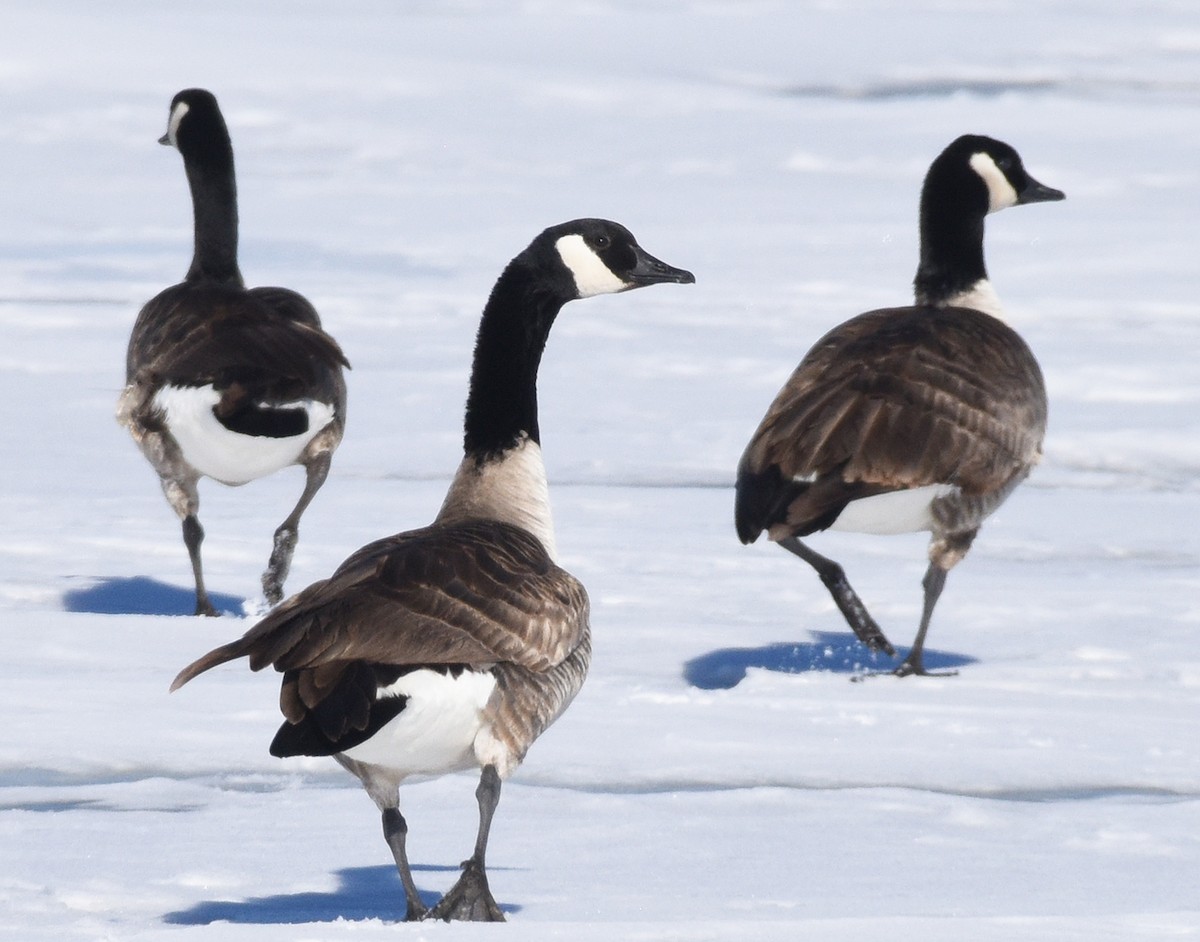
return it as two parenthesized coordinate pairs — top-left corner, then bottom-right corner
(424, 859), (504, 922)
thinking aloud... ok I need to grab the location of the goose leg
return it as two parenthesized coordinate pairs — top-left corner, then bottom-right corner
(262, 452), (331, 605)
(894, 563), (954, 677)
(161, 474), (216, 617)
(894, 527), (978, 677)
(425, 764), (505, 922)
(381, 807), (428, 921)
(181, 514), (216, 616)
(779, 537), (896, 656)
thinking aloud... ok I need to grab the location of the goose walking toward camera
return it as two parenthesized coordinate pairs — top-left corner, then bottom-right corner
(117, 88), (348, 616)
(171, 219), (693, 921)
(735, 135), (1063, 676)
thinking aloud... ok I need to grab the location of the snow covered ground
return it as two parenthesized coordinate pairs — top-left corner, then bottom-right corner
(1, 1), (1198, 938)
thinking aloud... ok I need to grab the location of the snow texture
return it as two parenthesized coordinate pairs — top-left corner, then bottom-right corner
(1, 1), (1198, 939)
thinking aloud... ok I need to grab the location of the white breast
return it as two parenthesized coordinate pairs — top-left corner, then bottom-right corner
(340, 668), (498, 777)
(945, 278), (1007, 321)
(830, 483), (958, 535)
(436, 435), (558, 561)
(153, 384), (335, 485)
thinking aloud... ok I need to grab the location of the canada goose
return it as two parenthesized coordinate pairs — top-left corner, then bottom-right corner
(117, 89), (349, 615)
(735, 135), (1063, 676)
(171, 219), (694, 920)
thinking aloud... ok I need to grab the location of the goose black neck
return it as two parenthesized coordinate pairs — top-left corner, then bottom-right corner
(913, 182), (988, 306)
(182, 136), (242, 286)
(462, 258), (566, 460)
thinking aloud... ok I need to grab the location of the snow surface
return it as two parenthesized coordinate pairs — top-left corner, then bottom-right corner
(2, 1), (1199, 939)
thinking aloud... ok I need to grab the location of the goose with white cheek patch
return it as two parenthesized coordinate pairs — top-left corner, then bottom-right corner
(171, 219), (694, 921)
(117, 89), (349, 615)
(735, 135), (1064, 677)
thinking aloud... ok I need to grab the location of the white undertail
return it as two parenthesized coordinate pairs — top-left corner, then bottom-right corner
(341, 669), (498, 777)
(830, 484), (959, 535)
(152, 384), (335, 485)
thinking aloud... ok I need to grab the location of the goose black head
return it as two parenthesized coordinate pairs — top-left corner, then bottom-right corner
(529, 218), (695, 301)
(159, 88), (232, 162)
(461, 219), (692, 458)
(927, 134), (1065, 218)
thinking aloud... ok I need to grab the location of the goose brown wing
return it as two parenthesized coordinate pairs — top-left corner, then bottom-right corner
(737, 306), (1046, 539)
(171, 519), (590, 694)
(127, 283), (349, 394)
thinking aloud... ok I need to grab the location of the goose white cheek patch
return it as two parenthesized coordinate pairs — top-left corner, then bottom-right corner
(165, 100), (190, 148)
(555, 234), (627, 298)
(969, 152), (1019, 212)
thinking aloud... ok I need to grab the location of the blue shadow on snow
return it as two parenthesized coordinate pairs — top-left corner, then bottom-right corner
(163, 864), (521, 925)
(61, 576), (244, 616)
(684, 630), (976, 690)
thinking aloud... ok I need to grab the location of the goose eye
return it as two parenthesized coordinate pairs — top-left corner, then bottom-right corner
(591, 234), (611, 249)
(995, 156), (1013, 172)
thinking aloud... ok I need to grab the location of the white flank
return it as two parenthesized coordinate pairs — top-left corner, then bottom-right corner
(945, 277), (1007, 321)
(436, 434), (558, 561)
(165, 100), (189, 149)
(969, 151), (1019, 213)
(830, 483), (959, 535)
(152, 384), (335, 485)
(340, 668), (498, 776)
(555, 233), (627, 298)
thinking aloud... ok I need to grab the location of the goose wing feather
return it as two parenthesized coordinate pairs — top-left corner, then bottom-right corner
(127, 283), (349, 395)
(171, 519), (589, 696)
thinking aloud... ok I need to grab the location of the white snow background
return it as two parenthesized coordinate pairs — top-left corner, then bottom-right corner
(1, 1), (1198, 939)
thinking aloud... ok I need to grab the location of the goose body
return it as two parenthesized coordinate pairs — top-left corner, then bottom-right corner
(117, 89), (348, 615)
(172, 218), (694, 921)
(736, 135), (1063, 676)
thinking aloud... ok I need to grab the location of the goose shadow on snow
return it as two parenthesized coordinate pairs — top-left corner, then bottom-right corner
(163, 865), (522, 925)
(62, 575), (245, 617)
(683, 630), (976, 689)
